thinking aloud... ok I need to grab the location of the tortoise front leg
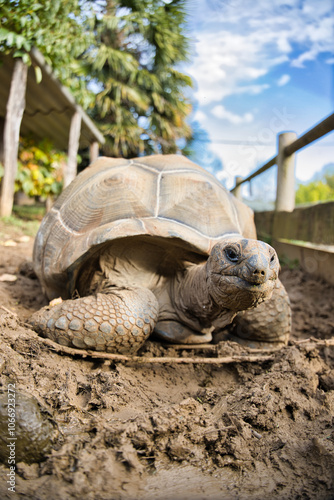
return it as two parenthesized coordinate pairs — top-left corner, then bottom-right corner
(228, 279), (291, 349)
(29, 287), (159, 354)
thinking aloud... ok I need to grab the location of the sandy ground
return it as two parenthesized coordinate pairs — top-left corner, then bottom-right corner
(0, 218), (333, 500)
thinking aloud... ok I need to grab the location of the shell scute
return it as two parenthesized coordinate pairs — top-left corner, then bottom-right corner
(158, 170), (239, 238)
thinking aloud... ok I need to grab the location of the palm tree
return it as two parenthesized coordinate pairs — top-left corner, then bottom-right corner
(85, 0), (193, 157)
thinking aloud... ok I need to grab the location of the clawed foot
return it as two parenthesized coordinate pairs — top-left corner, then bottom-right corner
(29, 287), (159, 354)
(225, 279), (291, 349)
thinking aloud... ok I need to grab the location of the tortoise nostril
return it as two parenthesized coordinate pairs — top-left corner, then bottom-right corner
(253, 269), (265, 276)
(251, 268), (267, 282)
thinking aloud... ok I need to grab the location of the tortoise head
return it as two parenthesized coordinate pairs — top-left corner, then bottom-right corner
(206, 236), (279, 311)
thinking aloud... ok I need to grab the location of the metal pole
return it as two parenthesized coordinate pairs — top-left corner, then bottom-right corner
(275, 132), (297, 212)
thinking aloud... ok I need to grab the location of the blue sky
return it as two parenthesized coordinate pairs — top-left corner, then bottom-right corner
(184, 0), (334, 192)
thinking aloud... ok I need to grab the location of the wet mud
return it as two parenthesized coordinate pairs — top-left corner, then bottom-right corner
(0, 221), (333, 499)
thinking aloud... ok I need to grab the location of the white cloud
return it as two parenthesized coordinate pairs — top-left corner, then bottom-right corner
(235, 84), (270, 95)
(188, 0), (334, 104)
(186, 0), (333, 187)
(277, 74), (290, 86)
(295, 144), (334, 182)
(291, 50), (317, 68)
(192, 109), (208, 123)
(188, 30), (275, 105)
(211, 105), (253, 124)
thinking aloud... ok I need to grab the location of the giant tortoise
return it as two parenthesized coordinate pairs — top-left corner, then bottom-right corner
(30, 155), (291, 353)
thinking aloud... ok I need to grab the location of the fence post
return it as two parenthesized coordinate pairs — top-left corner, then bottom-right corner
(233, 176), (243, 200)
(89, 141), (99, 163)
(275, 132), (297, 212)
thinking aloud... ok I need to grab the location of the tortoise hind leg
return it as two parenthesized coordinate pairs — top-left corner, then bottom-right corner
(29, 287), (159, 354)
(154, 320), (213, 344)
(228, 279), (291, 349)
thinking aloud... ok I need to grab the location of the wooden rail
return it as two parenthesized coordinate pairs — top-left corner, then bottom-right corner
(231, 112), (334, 212)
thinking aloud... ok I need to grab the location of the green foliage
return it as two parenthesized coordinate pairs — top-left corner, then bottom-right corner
(0, 0), (88, 61)
(295, 174), (334, 204)
(0, 0), (194, 158)
(12, 204), (46, 221)
(279, 255), (300, 270)
(14, 137), (65, 198)
(0, 0), (95, 105)
(324, 172), (334, 190)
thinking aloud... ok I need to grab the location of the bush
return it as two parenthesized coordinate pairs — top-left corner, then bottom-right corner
(14, 137), (66, 199)
(295, 174), (334, 205)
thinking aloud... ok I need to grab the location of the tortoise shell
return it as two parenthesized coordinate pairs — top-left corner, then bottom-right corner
(33, 155), (256, 299)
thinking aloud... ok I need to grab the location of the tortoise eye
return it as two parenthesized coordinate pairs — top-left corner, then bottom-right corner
(225, 247), (239, 263)
(270, 252), (277, 265)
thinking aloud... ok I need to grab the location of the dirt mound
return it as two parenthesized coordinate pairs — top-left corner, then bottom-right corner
(0, 222), (333, 499)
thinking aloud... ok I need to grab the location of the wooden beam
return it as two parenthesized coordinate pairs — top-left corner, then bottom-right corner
(0, 117), (5, 164)
(231, 156), (277, 191)
(284, 112), (334, 157)
(89, 141), (99, 163)
(0, 59), (28, 216)
(64, 110), (82, 187)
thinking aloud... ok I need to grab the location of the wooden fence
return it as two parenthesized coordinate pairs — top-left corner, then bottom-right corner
(230, 112), (334, 284)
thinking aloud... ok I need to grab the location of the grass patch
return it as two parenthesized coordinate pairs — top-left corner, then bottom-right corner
(12, 204), (46, 221)
(0, 205), (44, 238)
(0, 215), (40, 237)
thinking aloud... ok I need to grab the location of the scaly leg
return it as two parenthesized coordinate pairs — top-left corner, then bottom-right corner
(154, 320), (213, 344)
(228, 279), (291, 349)
(29, 287), (159, 354)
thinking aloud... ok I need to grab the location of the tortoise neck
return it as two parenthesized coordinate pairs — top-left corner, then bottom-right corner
(171, 262), (224, 328)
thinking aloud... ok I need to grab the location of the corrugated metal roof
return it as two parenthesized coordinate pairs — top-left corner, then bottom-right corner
(0, 49), (104, 150)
